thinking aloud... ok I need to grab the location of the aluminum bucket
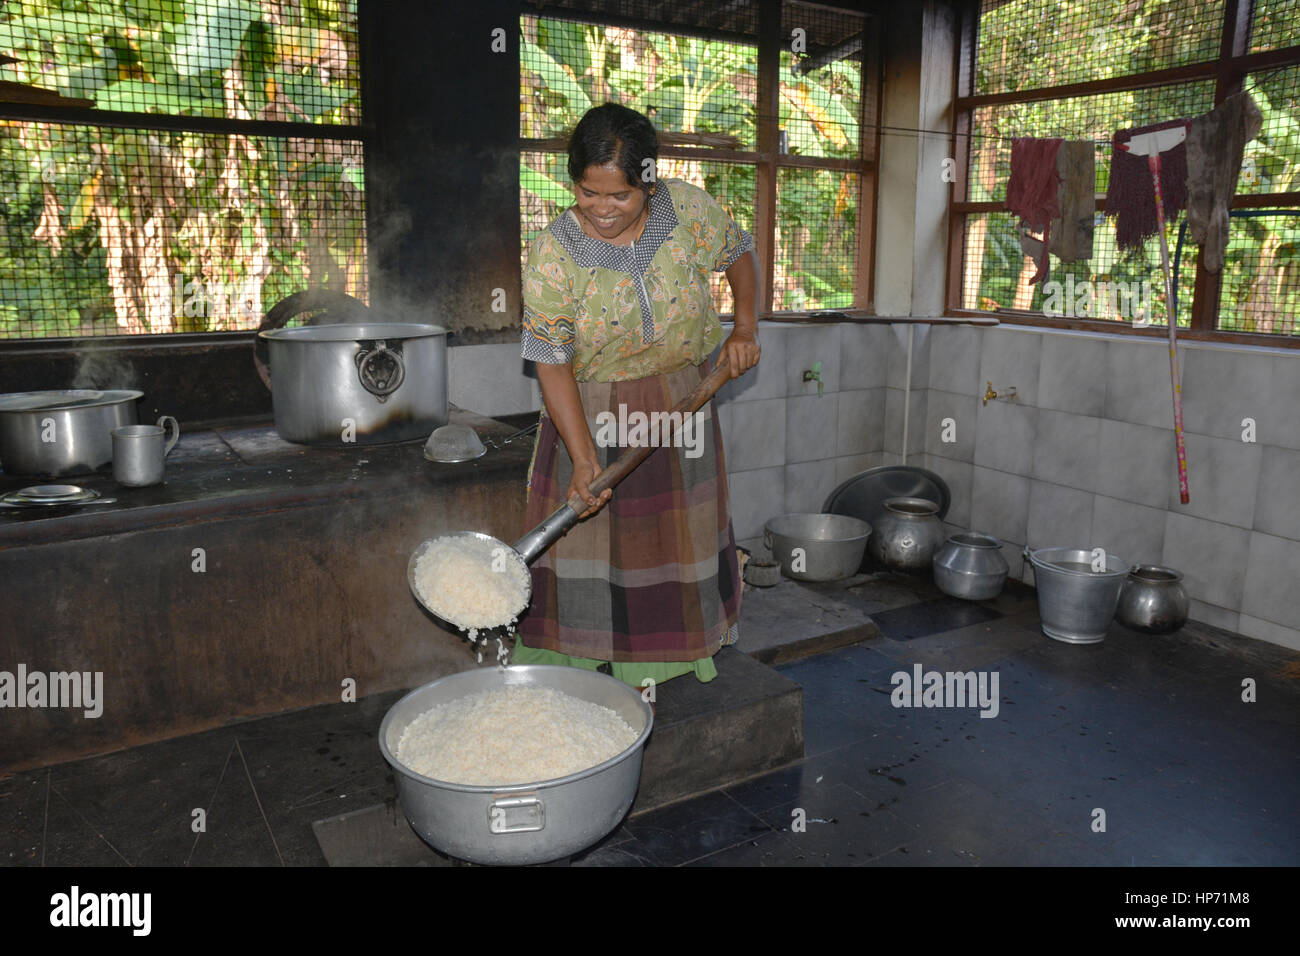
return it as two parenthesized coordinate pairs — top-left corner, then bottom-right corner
(1024, 546), (1128, 644)
(379, 665), (652, 865)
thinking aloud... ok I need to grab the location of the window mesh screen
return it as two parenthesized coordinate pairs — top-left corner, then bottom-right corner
(779, 4), (865, 160)
(1240, 66), (1300, 195)
(776, 167), (857, 311)
(0, 121), (365, 337)
(0, 1), (360, 123)
(1197, 212), (1300, 335)
(1250, 0), (1300, 53)
(976, 0), (1224, 95)
(520, 15), (757, 145)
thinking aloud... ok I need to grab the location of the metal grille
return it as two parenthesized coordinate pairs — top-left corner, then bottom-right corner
(1184, 211), (1300, 335)
(1250, 0), (1300, 52)
(775, 167), (857, 311)
(975, 0), (1224, 95)
(961, 210), (1195, 327)
(0, 1), (359, 123)
(1240, 65), (1300, 195)
(520, 150), (754, 315)
(966, 82), (1217, 201)
(779, 5), (865, 159)
(520, 15), (757, 145)
(0, 121), (365, 337)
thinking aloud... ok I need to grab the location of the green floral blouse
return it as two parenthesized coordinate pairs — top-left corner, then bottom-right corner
(520, 178), (754, 382)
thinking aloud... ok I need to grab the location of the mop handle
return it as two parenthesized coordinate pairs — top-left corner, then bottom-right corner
(1146, 152), (1191, 505)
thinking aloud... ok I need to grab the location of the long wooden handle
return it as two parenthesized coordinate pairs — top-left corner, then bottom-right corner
(565, 354), (733, 514)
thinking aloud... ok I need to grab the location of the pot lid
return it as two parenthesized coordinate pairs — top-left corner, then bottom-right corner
(0, 389), (144, 412)
(259, 322), (447, 341)
(822, 465), (951, 522)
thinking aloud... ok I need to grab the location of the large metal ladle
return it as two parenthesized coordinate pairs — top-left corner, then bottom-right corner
(408, 354), (735, 630)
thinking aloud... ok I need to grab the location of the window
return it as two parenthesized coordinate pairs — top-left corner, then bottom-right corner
(519, 0), (878, 317)
(0, 1), (363, 340)
(950, 0), (1300, 343)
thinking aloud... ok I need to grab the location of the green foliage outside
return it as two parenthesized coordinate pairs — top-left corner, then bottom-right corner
(0, 0), (362, 338)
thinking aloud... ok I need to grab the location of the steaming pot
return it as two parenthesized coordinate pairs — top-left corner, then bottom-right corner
(0, 390), (143, 477)
(259, 323), (448, 444)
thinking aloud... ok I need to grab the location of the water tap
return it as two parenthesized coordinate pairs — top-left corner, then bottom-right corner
(803, 361), (824, 397)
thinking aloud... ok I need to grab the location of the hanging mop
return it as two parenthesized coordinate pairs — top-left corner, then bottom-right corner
(1116, 122), (1191, 504)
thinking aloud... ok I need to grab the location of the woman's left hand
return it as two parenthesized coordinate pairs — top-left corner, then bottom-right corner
(721, 328), (760, 380)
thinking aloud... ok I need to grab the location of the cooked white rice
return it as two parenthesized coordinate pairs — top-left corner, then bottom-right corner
(396, 686), (639, 785)
(413, 535), (530, 631)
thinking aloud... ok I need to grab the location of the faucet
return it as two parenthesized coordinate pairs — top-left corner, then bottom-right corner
(803, 361), (824, 397)
(983, 381), (1018, 405)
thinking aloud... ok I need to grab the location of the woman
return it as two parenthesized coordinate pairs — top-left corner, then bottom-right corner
(514, 102), (760, 689)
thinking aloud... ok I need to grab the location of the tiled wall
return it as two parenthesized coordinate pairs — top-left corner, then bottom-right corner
(919, 324), (1300, 652)
(714, 321), (894, 550)
(449, 343), (542, 417)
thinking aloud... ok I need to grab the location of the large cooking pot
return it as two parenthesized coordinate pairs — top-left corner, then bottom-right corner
(0, 390), (142, 477)
(256, 290), (449, 445)
(379, 665), (653, 866)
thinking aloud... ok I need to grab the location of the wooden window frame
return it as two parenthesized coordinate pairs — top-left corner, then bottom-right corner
(945, 0), (1300, 348)
(519, 0), (883, 321)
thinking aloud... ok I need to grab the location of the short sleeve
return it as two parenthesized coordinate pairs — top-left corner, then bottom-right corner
(520, 232), (577, 365)
(698, 189), (755, 272)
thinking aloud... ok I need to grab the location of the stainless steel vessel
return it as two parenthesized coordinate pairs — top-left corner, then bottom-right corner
(932, 532), (1009, 600)
(379, 665), (653, 866)
(1116, 565), (1189, 633)
(1024, 546), (1129, 644)
(763, 513), (872, 582)
(0, 390), (142, 477)
(867, 496), (946, 572)
(259, 323), (448, 444)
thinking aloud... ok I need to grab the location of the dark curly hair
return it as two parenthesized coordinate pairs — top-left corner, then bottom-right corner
(567, 103), (659, 192)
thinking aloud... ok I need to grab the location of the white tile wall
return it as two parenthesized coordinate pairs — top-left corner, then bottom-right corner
(1161, 512), (1251, 611)
(927, 324), (982, 395)
(1268, 355), (1300, 450)
(840, 324), (890, 390)
(718, 398), (786, 472)
(1179, 346), (1275, 442)
(978, 326), (1042, 405)
(1167, 432), (1260, 529)
(715, 323), (789, 404)
(1038, 333), (1106, 417)
(1095, 419), (1177, 510)
(1104, 338), (1187, 429)
(970, 465), (1030, 548)
(449, 343), (541, 416)
(786, 393), (837, 464)
(923, 390), (977, 461)
(727, 466), (785, 542)
(1254, 445), (1300, 539)
(883, 387), (927, 456)
(785, 459), (839, 514)
(924, 454), (972, 529)
(973, 400), (1037, 475)
(886, 323), (931, 389)
(1240, 531), (1300, 631)
(1030, 409), (1102, 492)
(1025, 481), (1094, 549)
(1090, 495), (1166, 567)
(838, 388), (886, 455)
(786, 324), (843, 397)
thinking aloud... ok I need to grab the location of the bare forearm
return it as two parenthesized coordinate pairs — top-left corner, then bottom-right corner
(725, 249), (760, 333)
(536, 361), (598, 467)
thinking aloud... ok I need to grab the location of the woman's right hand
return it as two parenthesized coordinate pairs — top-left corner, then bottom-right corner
(568, 455), (612, 519)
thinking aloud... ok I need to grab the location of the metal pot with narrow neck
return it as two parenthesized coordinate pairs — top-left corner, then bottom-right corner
(259, 323), (448, 444)
(868, 496), (946, 572)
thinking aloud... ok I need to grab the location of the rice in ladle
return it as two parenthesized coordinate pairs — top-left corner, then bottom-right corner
(413, 534), (530, 632)
(396, 686), (640, 785)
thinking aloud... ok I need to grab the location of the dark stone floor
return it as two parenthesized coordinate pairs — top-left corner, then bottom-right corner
(3, 573), (1297, 867)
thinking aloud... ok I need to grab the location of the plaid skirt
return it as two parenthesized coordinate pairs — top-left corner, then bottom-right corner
(518, 358), (742, 663)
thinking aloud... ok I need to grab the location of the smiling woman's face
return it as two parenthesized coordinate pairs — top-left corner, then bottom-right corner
(574, 162), (650, 241)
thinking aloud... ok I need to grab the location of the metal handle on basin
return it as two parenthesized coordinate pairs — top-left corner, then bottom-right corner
(488, 795), (545, 834)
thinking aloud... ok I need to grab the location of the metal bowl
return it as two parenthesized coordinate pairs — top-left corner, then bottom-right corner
(378, 665), (654, 865)
(763, 513), (872, 582)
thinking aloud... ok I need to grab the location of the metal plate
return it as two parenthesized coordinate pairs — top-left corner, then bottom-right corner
(822, 465), (951, 523)
(13, 484), (89, 501)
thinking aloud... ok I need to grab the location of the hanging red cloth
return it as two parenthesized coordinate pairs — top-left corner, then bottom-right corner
(1005, 137), (1063, 285)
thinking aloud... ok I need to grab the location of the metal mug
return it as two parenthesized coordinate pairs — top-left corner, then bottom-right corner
(112, 416), (180, 487)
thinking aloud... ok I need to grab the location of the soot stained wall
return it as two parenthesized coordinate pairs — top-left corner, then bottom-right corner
(360, 0), (523, 343)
